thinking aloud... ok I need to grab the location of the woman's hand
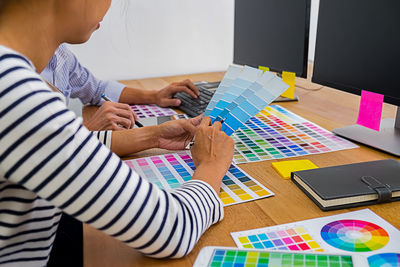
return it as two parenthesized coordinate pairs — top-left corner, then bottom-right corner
(190, 117), (234, 192)
(155, 79), (200, 107)
(85, 101), (138, 131)
(156, 115), (202, 150)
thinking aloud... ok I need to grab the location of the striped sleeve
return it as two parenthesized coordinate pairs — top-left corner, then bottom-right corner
(92, 130), (112, 148)
(0, 50), (224, 264)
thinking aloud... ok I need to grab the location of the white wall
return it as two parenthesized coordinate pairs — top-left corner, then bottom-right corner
(68, 0), (319, 81)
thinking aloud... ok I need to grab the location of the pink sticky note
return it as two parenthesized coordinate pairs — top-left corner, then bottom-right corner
(356, 90), (384, 131)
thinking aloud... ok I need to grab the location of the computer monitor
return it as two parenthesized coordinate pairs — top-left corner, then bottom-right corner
(312, 0), (400, 156)
(234, 0), (311, 78)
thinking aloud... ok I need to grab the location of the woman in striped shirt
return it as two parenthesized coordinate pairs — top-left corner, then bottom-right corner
(0, 0), (234, 266)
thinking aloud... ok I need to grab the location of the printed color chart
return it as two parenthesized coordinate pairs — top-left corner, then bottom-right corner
(232, 209), (400, 259)
(124, 151), (274, 206)
(368, 253), (400, 267)
(232, 105), (358, 164)
(206, 249), (354, 267)
(232, 226), (324, 252)
(130, 104), (177, 118)
(321, 220), (389, 252)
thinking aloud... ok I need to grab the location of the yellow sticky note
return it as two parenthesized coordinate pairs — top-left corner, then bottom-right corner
(258, 66), (270, 73)
(271, 160), (318, 179)
(281, 71), (296, 99)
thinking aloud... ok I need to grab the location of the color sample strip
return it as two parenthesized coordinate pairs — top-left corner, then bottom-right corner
(209, 66), (262, 121)
(124, 151), (274, 206)
(356, 90), (384, 131)
(321, 220), (389, 252)
(204, 65), (243, 117)
(233, 226), (324, 252)
(218, 72), (289, 136)
(231, 105), (358, 164)
(208, 249), (354, 267)
(131, 104), (177, 118)
(368, 253), (400, 267)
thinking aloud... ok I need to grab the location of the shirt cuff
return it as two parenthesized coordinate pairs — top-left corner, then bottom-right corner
(180, 179), (225, 224)
(104, 81), (126, 102)
(92, 130), (113, 148)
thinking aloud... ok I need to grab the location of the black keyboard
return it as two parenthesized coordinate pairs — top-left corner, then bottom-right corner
(174, 81), (220, 117)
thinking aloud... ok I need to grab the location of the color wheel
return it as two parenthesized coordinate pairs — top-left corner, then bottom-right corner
(320, 220), (389, 252)
(368, 253), (400, 267)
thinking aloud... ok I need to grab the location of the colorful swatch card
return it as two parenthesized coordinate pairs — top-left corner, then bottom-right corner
(231, 105), (358, 164)
(203, 248), (355, 267)
(130, 104), (177, 118)
(204, 65), (243, 117)
(217, 73), (289, 136)
(356, 90), (384, 131)
(124, 151), (274, 206)
(231, 209), (400, 260)
(208, 66), (263, 122)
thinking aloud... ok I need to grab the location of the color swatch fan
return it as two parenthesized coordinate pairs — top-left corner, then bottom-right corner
(218, 71), (289, 135)
(124, 151), (274, 206)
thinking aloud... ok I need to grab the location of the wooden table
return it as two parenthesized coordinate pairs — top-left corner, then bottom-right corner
(83, 71), (400, 267)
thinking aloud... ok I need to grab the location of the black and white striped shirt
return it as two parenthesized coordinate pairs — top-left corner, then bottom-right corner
(0, 46), (223, 266)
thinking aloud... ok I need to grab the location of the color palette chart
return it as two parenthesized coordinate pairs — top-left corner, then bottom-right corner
(368, 253), (400, 267)
(231, 209), (400, 261)
(124, 151), (274, 206)
(231, 105), (358, 164)
(321, 220), (389, 252)
(130, 104), (177, 118)
(205, 248), (354, 267)
(232, 226), (324, 252)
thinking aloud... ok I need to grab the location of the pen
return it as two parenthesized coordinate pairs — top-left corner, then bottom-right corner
(101, 93), (144, 128)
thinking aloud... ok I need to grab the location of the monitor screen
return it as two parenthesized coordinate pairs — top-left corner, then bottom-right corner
(234, 0), (311, 78)
(312, 0), (400, 106)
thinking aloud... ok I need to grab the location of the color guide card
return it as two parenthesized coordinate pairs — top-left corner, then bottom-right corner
(124, 151), (274, 206)
(218, 72), (289, 136)
(203, 248), (354, 267)
(231, 105), (358, 164)
(209, 66), (262, 121)
(231, 209), (400, 260)
(130, 104), (177, 118)
(204, 65), (243, 117)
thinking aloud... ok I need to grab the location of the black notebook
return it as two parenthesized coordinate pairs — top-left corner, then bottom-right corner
(291, 159), (400, 211)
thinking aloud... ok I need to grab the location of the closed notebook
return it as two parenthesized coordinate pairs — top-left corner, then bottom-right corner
(291, 159), (400, 211)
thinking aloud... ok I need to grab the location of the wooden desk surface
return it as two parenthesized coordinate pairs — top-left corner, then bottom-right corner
(83, 71), (400, 267)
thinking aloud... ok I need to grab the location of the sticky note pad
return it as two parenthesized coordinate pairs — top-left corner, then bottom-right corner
(356, 90), (384, 131)
(272, 160), (318, 179)
(281, 71), (296, 99)
(259, 66), (270, 73)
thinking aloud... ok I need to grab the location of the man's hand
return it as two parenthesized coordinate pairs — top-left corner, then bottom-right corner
(155, 79), (200, 107)
(156, 115), (202, 150)
(84, 101), (138, 131)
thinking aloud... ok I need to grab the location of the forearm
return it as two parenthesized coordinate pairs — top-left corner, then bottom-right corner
(191, 163), (228, 193)
(118, 87), (158, 105)
(110, 126), (160, 156)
